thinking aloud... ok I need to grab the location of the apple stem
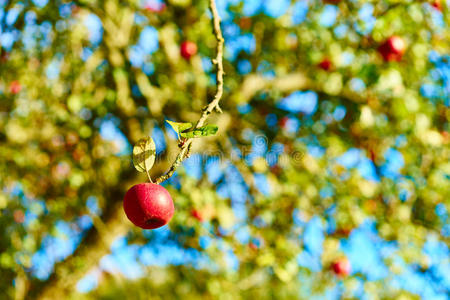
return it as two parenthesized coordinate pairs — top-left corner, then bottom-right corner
(143, 153), (153, 183)
(146, 170), (153, 183)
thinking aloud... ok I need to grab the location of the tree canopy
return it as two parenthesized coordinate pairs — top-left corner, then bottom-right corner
(0, 0), (449, 299)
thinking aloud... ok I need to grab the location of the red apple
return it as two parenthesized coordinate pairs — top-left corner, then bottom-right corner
(378, 36), (406, 62)
(335, 227), (352, 238)
(13, 210), (25, 224)
(279, 116), (289, 128)
(332, 257), (351, 276)
(249, 242), (258, 250)
(318, 58), (332, 71)
(144, 2), (166, 13)
(123, 183), (174, 229)
(441, 131), (449, 143)
(191, 209), (204, 222)
(432, 0), (442, 11)
(180, 41), (197, 60)
(239, 17), (252, 30)
(9, 80), (21, 94)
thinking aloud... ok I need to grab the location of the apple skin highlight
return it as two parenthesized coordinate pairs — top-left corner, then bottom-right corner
(123, 183), (174, 229)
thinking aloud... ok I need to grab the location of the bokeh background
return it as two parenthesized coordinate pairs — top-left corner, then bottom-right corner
(0, 0), (449, 299)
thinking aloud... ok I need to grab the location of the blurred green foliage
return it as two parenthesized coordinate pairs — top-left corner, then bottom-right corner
(0, 0), (449, 299)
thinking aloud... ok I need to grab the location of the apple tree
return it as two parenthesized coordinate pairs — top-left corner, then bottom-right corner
(0, 0), (449, 299)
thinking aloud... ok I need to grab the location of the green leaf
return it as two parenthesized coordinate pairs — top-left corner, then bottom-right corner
(179, 125), (218, 138)
(166, 120), (193, 136)
(132, 137), (156, 173)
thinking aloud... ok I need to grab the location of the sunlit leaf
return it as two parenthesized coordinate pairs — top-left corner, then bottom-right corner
(132, 137), (156, 173)
(179, 125), (218, 138)
(166, 120), (193, 136)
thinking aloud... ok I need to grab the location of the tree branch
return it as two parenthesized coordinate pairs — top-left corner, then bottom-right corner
(29, 169), (137, 300)
(25, 2), (226, 295)
(230, 72), (368, 104)
(154, 0), (225, 184)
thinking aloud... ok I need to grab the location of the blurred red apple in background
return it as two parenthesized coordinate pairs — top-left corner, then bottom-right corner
(180, 41), (198, 60)
(378, 36), (406, 62)
(144, 1), (166, 13)
(432, 0), (442, 11)
(249, 242), (258, 250)
(318, 58), (332, 71)
(10, 81), (21, 94)
(279, 116), (289, 128)
(332, 257), (351, 276)
(191, 209), (204, 222)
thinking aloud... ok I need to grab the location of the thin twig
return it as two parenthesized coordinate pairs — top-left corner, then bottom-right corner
(154, 0), (225, 184)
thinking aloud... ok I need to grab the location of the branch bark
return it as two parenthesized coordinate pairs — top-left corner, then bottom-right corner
(230, 72), (367, 104)
(154, 0), (225, 184)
